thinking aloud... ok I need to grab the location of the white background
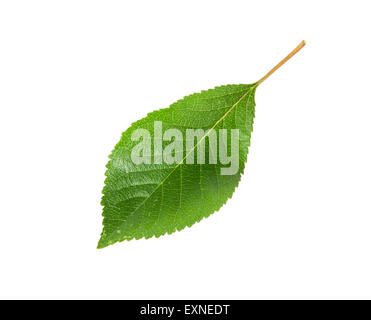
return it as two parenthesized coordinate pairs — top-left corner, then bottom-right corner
(1, 0), (370, 299)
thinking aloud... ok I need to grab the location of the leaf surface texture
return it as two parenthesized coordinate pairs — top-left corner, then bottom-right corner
(98, 84), (257, 248)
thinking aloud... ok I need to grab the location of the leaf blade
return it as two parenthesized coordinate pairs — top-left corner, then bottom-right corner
(98, 84), (257, 248)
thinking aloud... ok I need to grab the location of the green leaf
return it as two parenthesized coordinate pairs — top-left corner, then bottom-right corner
(98, 41), (305, 248)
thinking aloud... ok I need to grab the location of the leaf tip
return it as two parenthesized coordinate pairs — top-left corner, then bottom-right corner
(97, 237), (108, 249)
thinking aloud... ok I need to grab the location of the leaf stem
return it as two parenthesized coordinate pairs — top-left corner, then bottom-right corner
(257, 40), (306, 85)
